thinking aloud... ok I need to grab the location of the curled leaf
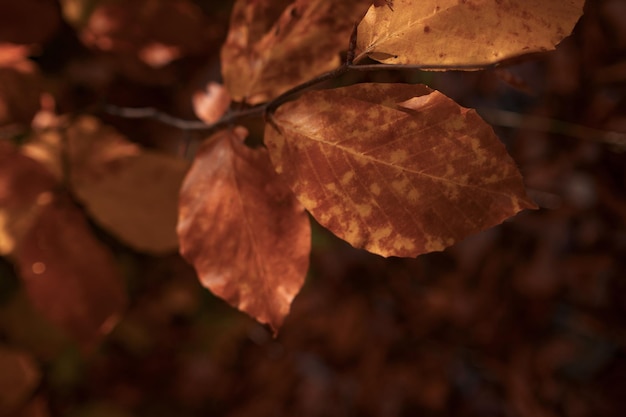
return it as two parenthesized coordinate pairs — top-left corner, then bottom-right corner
(265, 83), (536, 257)
(178, 128), (311, 332)
(356, 0), (585, 66)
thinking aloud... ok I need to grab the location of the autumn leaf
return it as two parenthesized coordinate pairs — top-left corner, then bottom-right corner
(23, 116), (188, 254)
(356, 0), (584, 66)
(265, 83), (536, 258)
(0, 346), (40, 415)
(69, 150), (189, 254)
(0, 46), (42, 127)
(0, 142), (56, 256)
(177, 128), (311, 333)
(221, 0), (371, 104)
(0, 143), (127, 351)
(14, 195), (128, 352)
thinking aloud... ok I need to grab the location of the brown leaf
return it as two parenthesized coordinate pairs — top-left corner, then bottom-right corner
(63, 117), (189, 254)
(0, 346), (40, 415)
(356, 0), (584, 66)
(177, 128), (311, 332)
(69, 151), (189, 254)
(0, 143), (56, 255)
(0, 142), (126, 351)
(265, 83), (536, 257)
(23, 116), (188, 253)
(0, 48), (42, 127)
(221, 0), (372, 104)
(14, 194), (127, 352)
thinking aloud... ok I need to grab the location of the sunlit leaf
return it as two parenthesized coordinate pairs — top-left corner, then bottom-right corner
(177, 128), (311, 332)
(221, 0), (371, 104)
(14, 195), (127, 352)
(265, 83), (536, 257)
(356, 0), (584, 66)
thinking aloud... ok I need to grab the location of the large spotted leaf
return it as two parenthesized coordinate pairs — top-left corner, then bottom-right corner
(265, 83), (536, 257)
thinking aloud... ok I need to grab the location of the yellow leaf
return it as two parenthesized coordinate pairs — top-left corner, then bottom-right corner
(265, 83), (537, 257)
(356, 0), (584, 66)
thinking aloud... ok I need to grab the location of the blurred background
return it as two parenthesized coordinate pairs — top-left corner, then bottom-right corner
(1, 0), (626, 416)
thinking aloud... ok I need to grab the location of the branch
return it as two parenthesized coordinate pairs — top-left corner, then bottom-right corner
(104, 103), (266, 133)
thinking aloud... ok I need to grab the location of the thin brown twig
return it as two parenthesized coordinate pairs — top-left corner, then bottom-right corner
(104, 61), (489, 132)
(103, 103), (265, 133)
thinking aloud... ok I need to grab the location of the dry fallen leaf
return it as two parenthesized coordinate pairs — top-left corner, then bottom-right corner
(356, 0), (585, 66)
(221, 0), (372, 104)
(178, 128), (311, 332)
(265, 83), (536, 257)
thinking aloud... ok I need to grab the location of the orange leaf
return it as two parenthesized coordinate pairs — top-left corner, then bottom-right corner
(14, 195), (127, 353)
(356, 0), (584, 66)
(265, 83), (536, 257)
(0, 142), (56, 255)
(0, 143), (127, 351)
(221, 0), (371, 104)
(23, 116), (188, 254)
(177, 128), (311, 332)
